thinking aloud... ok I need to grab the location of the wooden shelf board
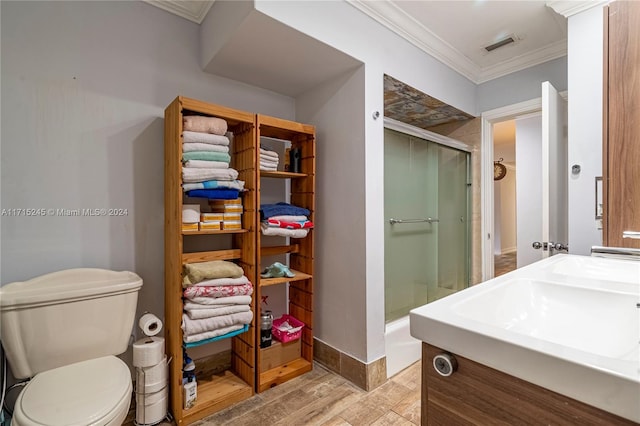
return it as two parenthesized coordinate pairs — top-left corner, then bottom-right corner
(258, 357), (312, 393)
(260, 170), (308, 179)
(182, 249), (242, 264)
(182, 229), (248, 236)
(260, 244), (300, 257)
(259, 269), (312, 287)
(182, 370), (253, 424)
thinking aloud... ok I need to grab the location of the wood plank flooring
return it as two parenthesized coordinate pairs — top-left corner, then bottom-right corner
(494, 251), (516, 277)
(192, 361), (421, 425)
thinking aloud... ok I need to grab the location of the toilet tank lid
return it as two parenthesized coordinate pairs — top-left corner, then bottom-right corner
(0, 268), (143, 309)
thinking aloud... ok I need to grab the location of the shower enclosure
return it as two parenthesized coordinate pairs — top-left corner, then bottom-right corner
(384, 124), (470, 376)
(384, 126), (470, 321)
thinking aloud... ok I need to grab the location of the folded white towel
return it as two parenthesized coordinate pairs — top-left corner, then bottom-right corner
(260, 148), (279, 160)
(186, 295), (252, 306)
(183, 142), (229, 153)
(181, 310), (254, 335)
(183, 131), (230, 145)
(183, 160), (229, 169)
(260, 222), (309, 238)
(260, 158), (278, 166)
(260, 165), (278, 172)
(183, 324), (245, 343)
(182, 167), (239, 182)
(184, 304), (251, 320)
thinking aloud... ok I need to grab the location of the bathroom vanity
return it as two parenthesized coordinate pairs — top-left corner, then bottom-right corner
(410, 254), (640, 425)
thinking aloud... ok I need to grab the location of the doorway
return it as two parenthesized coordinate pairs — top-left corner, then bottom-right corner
(481, 84), (567, 280)
(493, 120), (517, 277)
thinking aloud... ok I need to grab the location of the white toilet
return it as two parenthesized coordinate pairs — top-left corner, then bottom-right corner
(0, 268), (143, 426)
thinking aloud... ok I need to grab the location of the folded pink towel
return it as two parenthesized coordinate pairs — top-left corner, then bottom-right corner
(183, 116), (228, 135)
(183, 282), (253, 299)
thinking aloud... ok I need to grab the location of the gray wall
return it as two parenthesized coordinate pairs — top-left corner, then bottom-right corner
(296, 67), (367, 361)
(477, 56), (567, 113)
(0, 0), (294, 331)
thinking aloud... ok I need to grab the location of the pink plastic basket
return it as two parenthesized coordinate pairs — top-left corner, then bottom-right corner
(272, 314), (305, 343)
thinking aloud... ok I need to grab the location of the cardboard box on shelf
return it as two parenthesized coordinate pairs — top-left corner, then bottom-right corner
(259, 339), (301, 372)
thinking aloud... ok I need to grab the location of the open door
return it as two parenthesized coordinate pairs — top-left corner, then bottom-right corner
(538, 81), (568, 258)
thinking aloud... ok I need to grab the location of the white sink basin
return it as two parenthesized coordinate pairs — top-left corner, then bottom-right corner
(410, 254), (640, 423)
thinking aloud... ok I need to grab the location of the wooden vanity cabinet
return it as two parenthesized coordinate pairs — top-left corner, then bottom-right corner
(421, 343), (636, 425)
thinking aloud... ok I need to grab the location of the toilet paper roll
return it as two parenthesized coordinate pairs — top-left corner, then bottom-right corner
(136, 356), (168, 394)
(139, 312), (163, 337)
(133, 337), (165, 368)
(136, 386), (168, 425)
(182, 204), (200, 223)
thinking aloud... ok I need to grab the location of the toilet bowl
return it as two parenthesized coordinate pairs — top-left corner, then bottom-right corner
(0, 269), (143, 426)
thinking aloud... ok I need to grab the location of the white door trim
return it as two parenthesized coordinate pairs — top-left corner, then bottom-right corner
(481, 98), (541, 281)
(481, 92), (567, 280)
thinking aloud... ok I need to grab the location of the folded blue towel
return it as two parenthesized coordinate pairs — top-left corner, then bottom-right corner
(186, 189), (240, 200)
(260, 202), (310, 219)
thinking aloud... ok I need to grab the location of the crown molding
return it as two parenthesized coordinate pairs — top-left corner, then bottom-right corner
(348, 0), (480, 82)
(349, 0), (568, 84)
(477, 39), (567, 83)
(546, 0), (609, 17)
(143, 0), (215, 24)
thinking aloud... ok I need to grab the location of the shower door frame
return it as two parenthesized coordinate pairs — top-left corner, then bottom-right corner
(383, 117), (473, 323)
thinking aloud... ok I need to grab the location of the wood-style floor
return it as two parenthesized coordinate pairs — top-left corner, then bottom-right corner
(193, 361), (421, 426)
(494, 251), (517, 277)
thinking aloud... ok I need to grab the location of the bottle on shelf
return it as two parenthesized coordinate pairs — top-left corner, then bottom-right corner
(260, 310), (274, 348)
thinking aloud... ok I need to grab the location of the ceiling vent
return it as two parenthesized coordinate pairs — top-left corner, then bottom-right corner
(484, 36), (516, 52)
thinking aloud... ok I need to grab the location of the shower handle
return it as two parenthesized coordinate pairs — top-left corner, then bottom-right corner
(389, 218), (439, 225)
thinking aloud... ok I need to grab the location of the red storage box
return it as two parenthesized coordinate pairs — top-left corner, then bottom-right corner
(272, 314), (304, 343)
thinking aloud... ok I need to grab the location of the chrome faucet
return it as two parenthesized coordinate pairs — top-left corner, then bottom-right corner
(590, 246), (640, 260)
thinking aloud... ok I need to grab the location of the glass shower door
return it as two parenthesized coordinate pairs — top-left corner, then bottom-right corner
(384, 128), (469, 323)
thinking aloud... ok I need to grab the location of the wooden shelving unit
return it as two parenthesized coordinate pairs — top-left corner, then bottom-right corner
(164, 96), (257, 425)
(255, 114), (315, 393)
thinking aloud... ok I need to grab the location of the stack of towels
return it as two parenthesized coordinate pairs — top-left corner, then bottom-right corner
(260, 202), (314, 238)
(181, 260), (253, 345)
(182, 115), (245, 200)
(260, 146), (279, 171)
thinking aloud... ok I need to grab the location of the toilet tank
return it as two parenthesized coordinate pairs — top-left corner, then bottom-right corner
(0, 268), (143, 379)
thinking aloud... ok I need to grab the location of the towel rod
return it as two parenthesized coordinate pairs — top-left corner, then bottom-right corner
(389, 218), (439, 225)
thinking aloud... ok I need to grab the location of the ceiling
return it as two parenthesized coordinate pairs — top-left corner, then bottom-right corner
(144, 0), (593, 84)
(144, 0), (598, 130)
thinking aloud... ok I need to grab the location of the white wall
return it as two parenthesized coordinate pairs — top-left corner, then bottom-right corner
(0, 1), (294, 340)
(515, 116), (543, 268)
(254, 0), (477, 362)
(567, 5), (605, 254)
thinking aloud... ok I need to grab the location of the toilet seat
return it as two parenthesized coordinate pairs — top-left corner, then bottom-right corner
(12, 356), (132, 426)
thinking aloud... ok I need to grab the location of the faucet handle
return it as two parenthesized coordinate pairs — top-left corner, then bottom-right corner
(550, 242), (568, 251)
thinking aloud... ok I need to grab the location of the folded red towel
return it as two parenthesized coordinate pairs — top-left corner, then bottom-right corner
(267, 218), (314, 229)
